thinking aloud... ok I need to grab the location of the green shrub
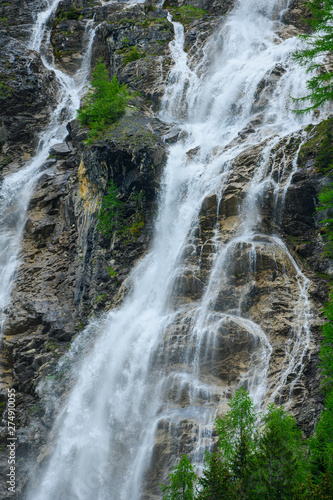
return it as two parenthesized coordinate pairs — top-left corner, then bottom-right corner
(54, 7), (81, 26)
(78, 59), (130, 142)
(107, 266), (117, 277)
(170, 5), (207, 26)
(123, 47), (146, 65)
(97, 180), (125, 236)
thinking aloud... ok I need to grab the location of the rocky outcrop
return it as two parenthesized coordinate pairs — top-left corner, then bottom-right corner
(0, 36), (58, 170)
(0, 0), (42, 41)
(0, 0), (330, 498)
(0, 102), (168, 497)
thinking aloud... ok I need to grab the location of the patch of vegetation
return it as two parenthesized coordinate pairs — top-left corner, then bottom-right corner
(97, 182), (146, 242)
(53, 6), (82, 27)
(293, 0), (333, 113)
(111, 15), (171, 31)
(107, 266), (117, 277)
(122, 36), (131, 46)
(123, 46), (147, 65)
(161, 388), (333, 499)
(45, 339), (60, 354)
(298, 118), (333, 174)
(97, 179), (126, 236)
(104, 119), (158, 150)
(29, 405), (41, 414)
(77, 59), (130, 143)
(95, 293), (107, 304)
(54, 47), (77, 59)
(166, 4), (207, 26)
(0, 80), (12, 98)
(74, 321), (84, 331)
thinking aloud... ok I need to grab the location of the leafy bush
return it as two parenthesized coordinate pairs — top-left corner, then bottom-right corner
(78, 59), (130, 142)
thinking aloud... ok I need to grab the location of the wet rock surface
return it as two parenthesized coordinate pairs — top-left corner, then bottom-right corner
(0, 0), (330, 498)
(0, 36), (58, 169)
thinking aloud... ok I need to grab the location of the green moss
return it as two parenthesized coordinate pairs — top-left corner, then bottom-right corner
(167, 4), (207, 26)
(53, 6), (82, 27)
(95, 293), (107, 304)
(45, 339), (60, 354)
(123, 47), (146, 65)
(111, 15), (171, 31)
(29, 405), (41, 414)
(316, 272), (333, 285)
(298, 117), (333, 174)
(107, 266), (117, 277)
(122, 36), (131, 46)
(0, 80), (12, 98)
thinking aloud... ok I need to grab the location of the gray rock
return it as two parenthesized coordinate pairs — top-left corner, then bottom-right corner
(49, 142), (72, 156)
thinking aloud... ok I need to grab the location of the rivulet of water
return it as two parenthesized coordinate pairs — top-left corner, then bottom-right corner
(0, 3), (96, 338)
(28, 0), (319, 499)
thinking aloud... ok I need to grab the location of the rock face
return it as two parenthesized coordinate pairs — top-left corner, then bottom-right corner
(0, 37), (58, 169)
(0, 0), (330, 498)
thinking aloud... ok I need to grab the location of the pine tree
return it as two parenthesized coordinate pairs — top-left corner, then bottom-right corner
(160, 455), (198, 500)
(293, 0), (333, 112)
(308, 298), (333, 495)
(197, 452), (237, 500)
(252, 404), (308, 500)
(215, 388), (257, 483)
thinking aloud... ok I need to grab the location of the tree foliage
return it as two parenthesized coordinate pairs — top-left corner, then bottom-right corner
(293, 0), (333, 112)
(160, 455), (197, 500)
(308, 288), (333, 492)
(77, 59), (130, 141)
(197, 452), (236, 500)
(160, 389), (315, 499)
(252, 405), (308, 500)
(215, 387), (257, 482)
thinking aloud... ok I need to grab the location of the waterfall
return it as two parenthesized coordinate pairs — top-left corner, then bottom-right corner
(23, 0), (320, 499)
(0, 0), (316, 499)
(0, 1), (96, 337)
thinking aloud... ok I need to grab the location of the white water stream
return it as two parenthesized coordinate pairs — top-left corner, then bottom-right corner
(22, 0), (320, 499)
(0, 1), (96, 336)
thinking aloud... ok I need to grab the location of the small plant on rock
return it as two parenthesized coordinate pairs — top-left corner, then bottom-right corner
(78, 59), (130, 142)
(97, 180), (125, 236)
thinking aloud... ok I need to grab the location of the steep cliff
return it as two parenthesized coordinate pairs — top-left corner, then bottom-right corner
(0, 0), (331, 498)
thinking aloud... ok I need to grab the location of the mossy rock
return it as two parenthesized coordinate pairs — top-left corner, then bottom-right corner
(298, 117), (333, 174)
(102, 109), (159, 152)
(164, 4), (207, 26)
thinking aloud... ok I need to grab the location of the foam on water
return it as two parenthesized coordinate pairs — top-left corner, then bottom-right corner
(28, 0), (319, 499)
(0, 6), (96, 336)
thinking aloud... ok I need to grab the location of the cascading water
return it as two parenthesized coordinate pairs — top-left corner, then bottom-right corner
(0, 1), (97, 338)
(25, 0), (320, 499)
